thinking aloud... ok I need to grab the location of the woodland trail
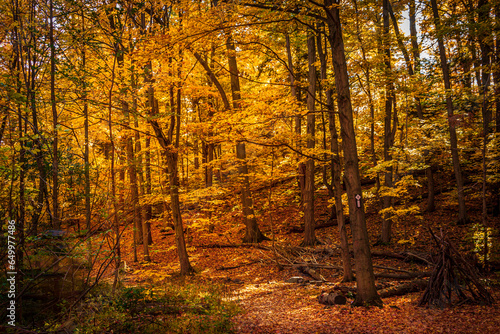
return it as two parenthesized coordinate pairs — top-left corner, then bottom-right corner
(117, 187), (500, 334)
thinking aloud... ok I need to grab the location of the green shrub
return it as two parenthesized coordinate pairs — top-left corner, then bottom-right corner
(64, 282), (238, 334)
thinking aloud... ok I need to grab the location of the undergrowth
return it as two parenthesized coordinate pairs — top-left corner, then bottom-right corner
(51, 281), (239, 334)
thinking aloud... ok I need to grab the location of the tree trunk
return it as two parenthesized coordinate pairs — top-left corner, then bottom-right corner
(82, 10), (92, 263)
(50, 0), (59, 229)
(431, 0), (469, 224)
(145, 7), (192, 272)
(126, 103), (148, 261)
(145, 133), (153, 245)
(207, 142), (214, 187)
(107, 52), (121, 291)
(478, 0), (492, 264)
(408, 0), (436, 212)
(167, 149), (192, 275)
(194, 136), (200, 170)
(14, 10), (25, 269)
(493, 2), (500, 216)
(496, 2), (500, 134)
(317, 27), (354, 280)
(325, 0), (382, 307)
(302, 31), (318, 246)
(381, 0), (395, 244)
(286, 33), (305, 203)
(226, 35), (267, 243)
(353, 0), (379, 192)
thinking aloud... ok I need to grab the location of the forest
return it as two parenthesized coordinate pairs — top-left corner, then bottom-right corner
(1, 0), (500, 332)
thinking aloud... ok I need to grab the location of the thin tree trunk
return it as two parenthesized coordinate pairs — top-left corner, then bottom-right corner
(381, 0), (395, 243)
(226, 34), (267, 243)
(408, 0), (435, 212)
(325, 0), (381, 307)
(353, 0), (379, 192)
(126, 100), (147, 261)
(478, 0), (492, 266)
(145, 132), (153, 245)
(496, 2), (500, 134)
(50, 0), (59, 229)
(23, 0), (45, 235)
(387, 0), (423, 119)
(286, 33), (305, 202)
(82, 10), (92, 263)
(14, 6), (25, 271)
(302, 31), (318, 246)
(493, 2), (500, 216)
(408, 0), (423, 119)
(132, 72), (141, 263)
(431, 0), (469, 224)
(194, 136), (199, 170)
(207, 142), (213, 187)
(167, 149), (192, 274)
(107, 53), (121, 292)
(145, 8), (192, 272)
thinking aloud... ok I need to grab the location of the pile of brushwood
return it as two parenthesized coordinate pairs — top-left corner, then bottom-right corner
(418, 228), (494, 308)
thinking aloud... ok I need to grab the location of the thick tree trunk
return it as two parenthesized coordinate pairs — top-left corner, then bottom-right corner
(431, 0), (469, 224)
(317, 26), (353, 281)
(302, 31), (318, 246)
(325, 0), (382, 307)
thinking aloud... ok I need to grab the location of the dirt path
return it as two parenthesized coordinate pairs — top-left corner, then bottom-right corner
(231, 282), (500, 334)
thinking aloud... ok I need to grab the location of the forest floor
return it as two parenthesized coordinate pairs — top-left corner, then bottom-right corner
(113, 178), (500, 334)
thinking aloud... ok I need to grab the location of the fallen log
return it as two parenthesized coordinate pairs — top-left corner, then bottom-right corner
(371, 250), (433, 265)
(378, 279), (428, 298)
(283, 263), (343, 270)
(375, 271), (432, 279)
(318, 292), (347, 305)
(283, 263), (429, 280)
(289, 220), (340, 233)
(298, 265), (324, 281)
(198, 243), (270, 250)
(217, 260), (260, 271)
(373, 265), (410, 274)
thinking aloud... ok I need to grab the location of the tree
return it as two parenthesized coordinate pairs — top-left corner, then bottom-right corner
(141, 5), (193, 274)
(317, 23), (353, 281)
(226, 33), (268, 243)
(302, 30), (319, 246)
(380, 0), (397, 244)
(324, 0), (382, 306)
(430, 0), (469, 225)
